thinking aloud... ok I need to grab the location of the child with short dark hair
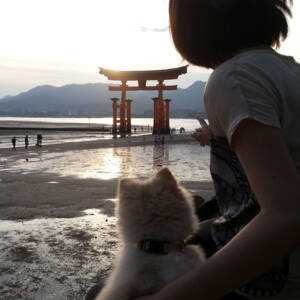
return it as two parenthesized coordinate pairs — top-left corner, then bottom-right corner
(134, 1), (300, 299)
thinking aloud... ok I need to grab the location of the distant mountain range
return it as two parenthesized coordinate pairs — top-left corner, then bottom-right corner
(0, 81), (206, 118)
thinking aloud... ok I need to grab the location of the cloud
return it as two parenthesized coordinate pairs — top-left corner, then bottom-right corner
(139, 26), (169, 33)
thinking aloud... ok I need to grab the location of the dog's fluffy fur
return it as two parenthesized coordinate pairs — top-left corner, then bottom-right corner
(96, 167), (205, 300)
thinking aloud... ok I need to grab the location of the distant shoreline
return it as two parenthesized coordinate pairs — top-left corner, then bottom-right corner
(0, 117), (202, 132)
(0, 119), (152, 134)
(0, 126), (111, 131)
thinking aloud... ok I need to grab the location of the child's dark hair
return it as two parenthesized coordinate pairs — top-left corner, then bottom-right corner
(169, 0), (293, 68)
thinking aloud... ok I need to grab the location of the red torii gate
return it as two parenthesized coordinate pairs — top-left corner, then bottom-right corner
(99, 66), (187, 135)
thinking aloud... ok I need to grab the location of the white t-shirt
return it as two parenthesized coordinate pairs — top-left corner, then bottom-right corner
(205, 46), (300, 172)
(204, 46), (300, 299)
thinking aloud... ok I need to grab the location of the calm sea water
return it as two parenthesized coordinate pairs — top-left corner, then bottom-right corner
(0, 117), (201, 132)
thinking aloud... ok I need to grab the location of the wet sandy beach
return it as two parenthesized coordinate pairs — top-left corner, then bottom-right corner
(0, 131), (214, 299)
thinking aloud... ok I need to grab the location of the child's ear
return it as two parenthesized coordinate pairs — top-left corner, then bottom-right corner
(154, 167), (178, 188)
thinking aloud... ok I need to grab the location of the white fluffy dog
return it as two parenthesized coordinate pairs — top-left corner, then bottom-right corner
(96, 167), (205, 300)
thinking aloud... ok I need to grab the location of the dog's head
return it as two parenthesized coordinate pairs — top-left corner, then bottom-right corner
(116, 167), (199, 243)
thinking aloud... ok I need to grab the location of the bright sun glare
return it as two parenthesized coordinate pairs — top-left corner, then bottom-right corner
(0, 0), (177, 70)
(0, 0), (300, 97)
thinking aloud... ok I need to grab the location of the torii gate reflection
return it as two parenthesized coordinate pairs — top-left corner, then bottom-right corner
(99, 66), (187, 136)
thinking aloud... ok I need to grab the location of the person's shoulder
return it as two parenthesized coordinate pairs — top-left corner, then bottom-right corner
(206, 47), (291, 95)
(210, 47), (273, 78)
(205, 55), (239, 98)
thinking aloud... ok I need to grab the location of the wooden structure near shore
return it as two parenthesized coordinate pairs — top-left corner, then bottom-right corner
(99, 66), (187, 136)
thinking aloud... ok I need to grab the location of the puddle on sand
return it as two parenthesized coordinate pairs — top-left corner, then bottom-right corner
(0, 209), (113, 231)
(0, 209), (119, 300)
(1, 143), (211, 182)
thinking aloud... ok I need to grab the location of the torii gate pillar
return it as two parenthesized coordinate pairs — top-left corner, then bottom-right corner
(152, 97), (159, 134)
(164, 99), (171, 134)
(111, 97), (119, 136)
(120, 80), (127, 137)
(126, 99), (133, 134)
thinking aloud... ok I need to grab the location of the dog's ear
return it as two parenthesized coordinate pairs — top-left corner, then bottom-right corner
(118, 178), (137, 192)
(117, 178), (142, 204)
(154, 167), (178, 188)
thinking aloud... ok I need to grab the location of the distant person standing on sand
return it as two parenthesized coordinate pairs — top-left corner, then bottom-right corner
(39, 134), (42, 147)
(36, 134), (42, 147)
(11, 136), (16, 150)
(25, 135), (29, 149)
(179, 127), (185, 134)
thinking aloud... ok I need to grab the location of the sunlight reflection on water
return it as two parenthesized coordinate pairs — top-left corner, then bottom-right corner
(1, 143), (211, 182)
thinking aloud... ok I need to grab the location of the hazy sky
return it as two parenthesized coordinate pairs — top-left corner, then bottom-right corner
(1, 0), (300, 98)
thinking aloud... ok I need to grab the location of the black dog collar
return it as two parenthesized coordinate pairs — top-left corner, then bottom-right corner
(137, 239), (185, 255)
